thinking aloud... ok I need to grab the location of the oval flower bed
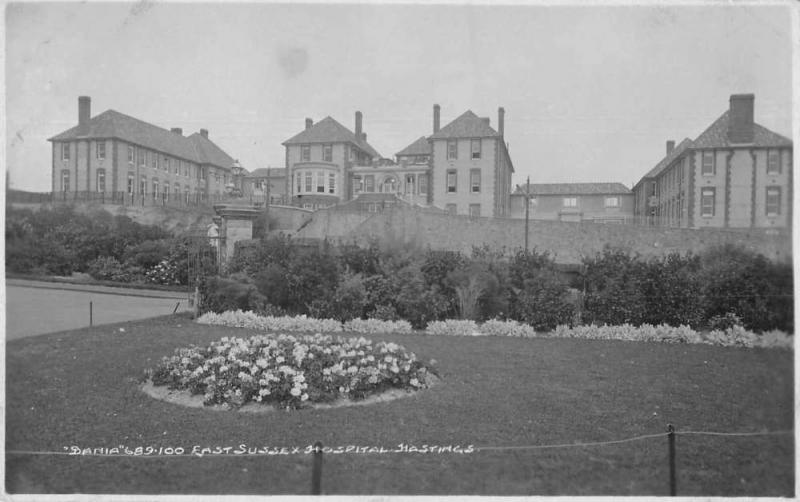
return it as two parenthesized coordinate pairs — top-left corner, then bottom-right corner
(145, 333), (435, 410)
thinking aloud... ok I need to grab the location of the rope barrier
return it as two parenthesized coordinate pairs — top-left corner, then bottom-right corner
(4, 429), (791, 458)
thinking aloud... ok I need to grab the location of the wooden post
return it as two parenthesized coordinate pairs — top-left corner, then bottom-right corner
(89, 301), (93, 326)
(667, 424), (676, 496)
(311, 441), (323, 495)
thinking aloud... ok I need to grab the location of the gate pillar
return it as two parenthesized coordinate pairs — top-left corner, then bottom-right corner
(213, 204), (260, 265)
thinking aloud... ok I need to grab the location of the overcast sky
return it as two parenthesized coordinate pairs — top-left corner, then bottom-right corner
(4, 1), (795, 191)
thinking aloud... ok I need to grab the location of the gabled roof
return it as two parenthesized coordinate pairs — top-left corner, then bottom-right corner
(48, 109), (236, 168)
(429, 110), (499, 140)
(245, 167), (287, 178)
(513, 183), (631, 196)
(692, 110), (792, 149)
(187, 133), (234, 169)
(396, 136), (431, 157)
(282, 116), (381, 158)
(640, 138), (694, 181)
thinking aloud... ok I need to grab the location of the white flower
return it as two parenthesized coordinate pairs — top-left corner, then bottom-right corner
(410, 378), (420, 387)
(290, 387), (301, 397)
(301, 393), (309, 401)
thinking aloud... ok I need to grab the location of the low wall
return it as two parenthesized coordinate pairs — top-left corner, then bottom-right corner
(295, 207), (792, 264)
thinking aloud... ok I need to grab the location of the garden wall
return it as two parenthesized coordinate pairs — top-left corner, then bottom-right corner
(293, 207), (792, 265)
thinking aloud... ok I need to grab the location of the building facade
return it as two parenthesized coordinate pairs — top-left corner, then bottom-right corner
(633, 94), (792, 230)
(242, 167), (287, 204)
(428, 105), (514, 218)
(49, 97), (236, 200)
(509, 183), (634, 223)
(282, 113), (382, 210)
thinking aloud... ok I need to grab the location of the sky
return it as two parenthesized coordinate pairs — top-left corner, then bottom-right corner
(4, 1), (795, 192)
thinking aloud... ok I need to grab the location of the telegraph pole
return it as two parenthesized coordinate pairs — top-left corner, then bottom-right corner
(524, 175), (530, 252)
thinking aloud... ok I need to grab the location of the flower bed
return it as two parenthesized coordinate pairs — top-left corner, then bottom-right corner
(146, 333), (434, 410)
(197, 310), (343, 333)
(343, 318), (414, 335)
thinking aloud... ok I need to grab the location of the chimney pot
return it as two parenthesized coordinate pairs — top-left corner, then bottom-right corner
(728, 94), (755, 143)
(498, 107), (505, 137)
(666, 140), (675, 155)
(355, 111), (363, 138)
(171, 127), (183, 135)
(433, 104), (441, 133)
(200, 128), (209, 138)
(305, 118), (313, 130)
(78, 96), (91, 133)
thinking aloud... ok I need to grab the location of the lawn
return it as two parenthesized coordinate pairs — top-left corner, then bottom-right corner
(5, 313), (794, 496)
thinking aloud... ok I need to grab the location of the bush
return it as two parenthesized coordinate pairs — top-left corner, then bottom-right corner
(87, 256), (134, 282)
(198, 276), (269, 314)
(508, 250), (574, 331)
(446, 262), (499, 320)
(123, 239), (171, 270)
(581, 248), (647, 326)
(639, 253), (705, 328)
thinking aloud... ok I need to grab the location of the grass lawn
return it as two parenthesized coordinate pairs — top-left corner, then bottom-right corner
(5, 314), (794, 496)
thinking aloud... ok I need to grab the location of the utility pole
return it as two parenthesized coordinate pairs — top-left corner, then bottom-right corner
(524, 175), (530, 252)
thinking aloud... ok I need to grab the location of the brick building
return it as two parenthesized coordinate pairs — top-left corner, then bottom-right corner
(509, 183), (634, 223)
(633, 94), (792, 230)
(282, 113), (381, 210)
(48, 96), (236, 200)
(428, 105), (514, 217)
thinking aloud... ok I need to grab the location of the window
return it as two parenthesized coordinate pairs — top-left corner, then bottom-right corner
(61, 170), (70, 191)
(174, 183), (180, 195)
(349, 147), (355, 161)
(767, 151), (780, 175)
(447, 140), (458, 160)
(323, 144), (332, 162)
(701, 151), (714, 176)
(419, 174), (428, 195)
(62, 143), (70, 161)
(152, 179), (159, 198)
(295, 174), (302, 194)
(317, 172), (325, 193)
(328, 173), (336, 194)
(445, 203), (457, 215)
(700, 187), (715, 217)
(352, 176), (362, 195)
(138, 149), (145, 167)
(200, 167), (206, 181)
(471, 139), (481, 159)
(604, 197), (619, 208)
(127, 173), (135, 194)
(305, 172), (313, 192)
(163, 157), (168, 171)
(469, 204), (481, 217)
(127, 146), (135, 163)
(563, 197), (578, 207)
(163, 184), (169, 200)
(766, 187), (781, 216)
(470, 169), (481, 193)
(364, 175), (375, 192)
(96, 169), (106, 192)
(414, 155), (428, 164)
(301, 145), (311, 162)
(140, 176), (147, 195)
(96, 142), (105, 160)
(447, 170), (457, 193)
(152, 153), (158, 169)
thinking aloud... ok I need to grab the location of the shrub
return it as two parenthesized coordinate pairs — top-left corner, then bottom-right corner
(197, 310), (343, 333)
(507, 250), (574, 331)
(478, 319), (537, 338)
(640, 253), (705, 328)
(87, 256), (133, 282)
(198, 276), (269, 314)
(343, 318), (414, 335)
(6, 237), (77, 276)
(147, 333), (433, 409)
(426, 320), (480, 337)
(123, 239), (171, 270)
(581, 248), (648, 326)
(145, 260), (181, 285)
(446, 262), (499, 320)
(707, 312), (744, 331)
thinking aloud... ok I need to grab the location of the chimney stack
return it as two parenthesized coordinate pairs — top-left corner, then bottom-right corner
(498, 107), (505, 137)
(362, 132), (367, 142)
(728, 94), (755, 143)
(666, 140), (675, 155)
(200, 129), (209, 138)
(433, 104), (441, 133)
(171, 128), (183, 135)
(305, 118), (313, 130)
(78, 96), (91, 133)
(355, 111), (363, 138)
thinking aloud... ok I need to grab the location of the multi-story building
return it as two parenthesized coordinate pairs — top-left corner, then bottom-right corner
(428, 104), (514, 217)
(509, 183), (634, 223)
(633, 94), (792, 229)
(48, 96), (236, 200)
(282, 112), (381, 210)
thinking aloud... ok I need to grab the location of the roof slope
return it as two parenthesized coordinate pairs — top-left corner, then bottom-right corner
(396, 136), (431, 156)
(514, 182), (631, 196)
(640, 138), (694, 180)
(282, 116), (381, 158)
(429, 110), (499, 140)
(246, 167), (287, 178)
(692, 110), (792, 149)
(48, 109), (235, 167)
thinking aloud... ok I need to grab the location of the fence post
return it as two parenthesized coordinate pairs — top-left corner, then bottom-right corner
(311, 441), (323, 495)
(667, 423), (676, 496)
(89, 301), (93, 327)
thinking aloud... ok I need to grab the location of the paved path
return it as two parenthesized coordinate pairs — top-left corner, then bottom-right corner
(5, 279), (192, 340)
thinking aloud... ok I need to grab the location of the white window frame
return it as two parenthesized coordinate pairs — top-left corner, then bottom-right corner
(767, 151), (780, 175)
(447, 170), (457, 193)
(419, 174), (428, 195)
(469, 203), (481, 217)
(61, 170), (70, 191)
(96, 141), (105, 160)
(323, 144), (332, 162)
(127, 173), (135, 194)
(766, 187), (781, 216)
(604, 196), (620, 208)
(305, 172), (313, 192)
(701, 151), (715, 176)
(62, 143), (70, 161)
(316, 172), (325, 193)
(471, 139), (481, 160)
(96, 169), (106, 192)
(470, 169), (481, 193)
(563, 197), (578, 208)
(328, 173), (336, 194)
(700, 188), (715, 217)
(447, 140), (458, 160)
(301, 145), (311, 162)
(128, 146), (135, 164)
